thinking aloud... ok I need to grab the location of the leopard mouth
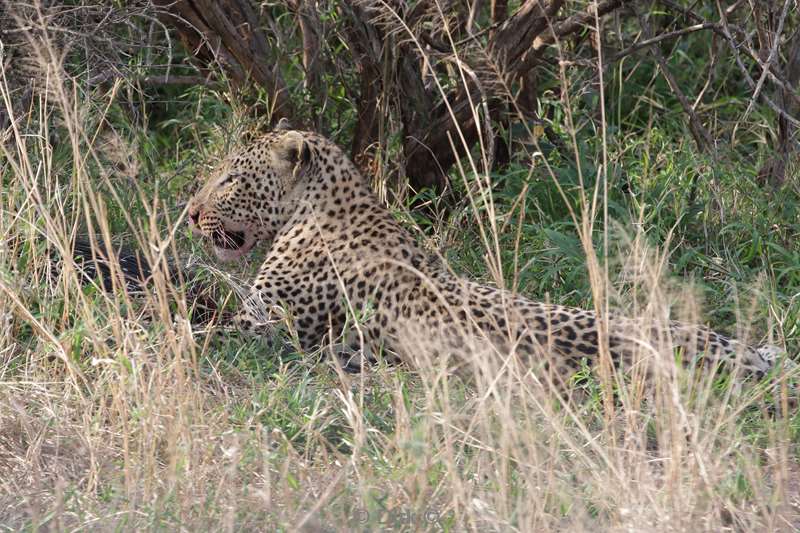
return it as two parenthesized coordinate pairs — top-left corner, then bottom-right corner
(212, 229), (247, 250)
(210, 227), (257, 262)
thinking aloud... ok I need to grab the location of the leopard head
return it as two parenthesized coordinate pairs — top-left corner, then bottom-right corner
(187, 127), (312, 261)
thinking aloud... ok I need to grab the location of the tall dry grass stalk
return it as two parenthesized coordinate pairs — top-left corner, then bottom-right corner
(1, 2), (798, 531)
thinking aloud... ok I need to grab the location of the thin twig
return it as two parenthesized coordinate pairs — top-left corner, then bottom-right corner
(714, 0), (800, 127)
(637, 10), (715, 155)
(662, 0), (800, 114)
(740, 0), (793, 122)
(608, 22), (719, 63)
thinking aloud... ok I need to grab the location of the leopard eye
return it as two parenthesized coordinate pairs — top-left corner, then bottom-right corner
(218, 173), (240, 187)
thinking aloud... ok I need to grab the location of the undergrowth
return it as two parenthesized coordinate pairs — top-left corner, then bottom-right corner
(1, 2), (800, 531)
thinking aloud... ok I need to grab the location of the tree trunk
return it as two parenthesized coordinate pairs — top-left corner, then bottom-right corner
(153, 0), (294, 121)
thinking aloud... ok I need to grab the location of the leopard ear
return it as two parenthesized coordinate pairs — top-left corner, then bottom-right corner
(274, 117), (293, 131)
(280, 131), (312, 180)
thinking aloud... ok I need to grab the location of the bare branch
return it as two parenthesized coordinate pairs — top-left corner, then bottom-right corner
(637, 10), (715, 154)
(740, 0), (793, 122)
(713, 0), (800, 128)
(608, 22), (719, 63)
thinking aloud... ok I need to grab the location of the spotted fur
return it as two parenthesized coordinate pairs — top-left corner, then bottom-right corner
(188, 128), (785, 384)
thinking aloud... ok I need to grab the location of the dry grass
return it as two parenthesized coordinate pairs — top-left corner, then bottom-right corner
(2, 2), (800, 532)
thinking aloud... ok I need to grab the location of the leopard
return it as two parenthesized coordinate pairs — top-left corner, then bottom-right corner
(187, 123), (789, 388)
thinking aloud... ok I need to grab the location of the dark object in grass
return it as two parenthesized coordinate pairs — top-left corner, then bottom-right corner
(57, 237), (221, 326)
(69, 237), (154, 293)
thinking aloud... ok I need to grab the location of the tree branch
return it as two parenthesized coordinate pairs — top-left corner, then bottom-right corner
(637, 9), (715, 154)
(608, 22), (719, 63)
